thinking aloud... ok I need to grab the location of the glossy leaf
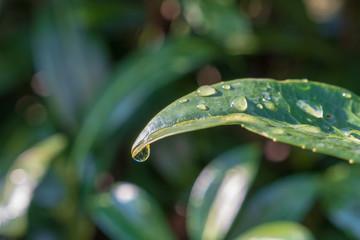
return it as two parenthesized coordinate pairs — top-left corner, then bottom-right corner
(321, 163), (360, 239)
(0, 134), (67, 237)
(131, 78), (360, 163)
(71, 37), (217, 172)
(187, 144), (260, 240)
(235, 221), (315, 240)
(88, 182), (176, 240)
(228, 174), (319, 238)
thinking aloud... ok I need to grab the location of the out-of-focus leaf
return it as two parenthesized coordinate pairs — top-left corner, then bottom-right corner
(71, 36), (217, 173)
(32, 2), (109, 129)
(88, 182), (176, 240)
(0, 35), (32, 94)
(321, 163), (360, 239)
(131, 79), (360, 163)
(235, 221), (315, 240)
(228, 174), (319, 237)
(0, 134), (67, 237)
(187, 144), (260, 240)
(183, 0), (255, 54)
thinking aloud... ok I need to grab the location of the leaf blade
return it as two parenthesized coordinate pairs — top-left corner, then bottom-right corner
(132, 78), (360, 162)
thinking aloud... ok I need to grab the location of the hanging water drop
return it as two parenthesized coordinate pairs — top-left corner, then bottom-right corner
(222, 84), (231, 90)
(349, 159), (354, 164)
(231, 96), (248, 112)
(257, 103), (263, 109)
(196, 103), (208, 111)
(179, 98), (189, 103)
(296, 100), (323, 118)
(342, 92), (352, 98)
(196, 85), (217, 97)
(133, 145), (150, 162)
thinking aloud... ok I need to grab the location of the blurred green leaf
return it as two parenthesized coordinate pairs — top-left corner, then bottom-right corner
(235, 221), (315, 240)
(88, 182), (176, 240)
(229, 174), (319, 237)
(183, 0), (255, 54)
(131, 79), (360, 163)
(32, 2), (110, 129)
(71, 36), (217, 173)
(187, 144), (260, 240)
(321, 163), (360, 239)
(0, 134), (67, 237)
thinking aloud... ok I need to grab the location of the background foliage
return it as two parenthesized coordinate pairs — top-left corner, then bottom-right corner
(0, 0), (359, 239)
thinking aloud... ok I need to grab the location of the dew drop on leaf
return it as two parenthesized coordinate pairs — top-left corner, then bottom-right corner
(261, 92), (272, 100)
(196, 103), (208, 111)
(222, 84), (231, 90)
(263, 100), (278, 111)
(179, 98), (189, 103)
(196, 85), (217, 97)
(296, 100), (323, 118)
(133, 145), (150, 162)
(257, 103), (263, 109)
(231, 96), (248, 112)
(342, 92), (352, 98)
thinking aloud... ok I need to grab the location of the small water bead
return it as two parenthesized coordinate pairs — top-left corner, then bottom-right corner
(263, 101), (278, 111)
(296, 100), (323, 118)
(349, 159), (354, 164)
(231, 96), (248, 112)
(196, 85), (217, 97)
(342, 92), (352, 98)
(133, 145), (150, 162)
(257, 104), (264, 109)
(179, 98), (189, 103)
(261, 92), (272, 100)
(312, 148), (317, 152)
(271, 128), (285, 135)
(196, 103), (208, 111)
(222, 84), (231, 90)
(301, 145), (306, 149)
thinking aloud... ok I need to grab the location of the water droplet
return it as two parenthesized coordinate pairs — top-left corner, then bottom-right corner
(196, 103), (208, 111)
(296, 100), (323, 118)
(312, 148), (317, 152)
(222, 84), (231, 90)
(133, 145), (150, 162)
(301, 145), (306, 149)
(179, 98), (189, 103)
(196, 85), (217, 97)
(263, 101), (278, 111)
(342, 92), (352, 98)
(301, 79), (309, 82)
(271, 128), (285, 135)
(262, 92), (272, 100)
(349, 159), (354, 164)
(272, 138), (277, 142)
(231, 96), (248, 112)
(293, 124), (321, 134)
(257, 103), (263, 109)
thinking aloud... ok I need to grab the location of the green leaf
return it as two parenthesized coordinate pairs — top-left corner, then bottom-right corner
(234, 221), (315, 240)
(182, 0), (255, 54)
(71, 36), (217, 172)
(228, 174), (319, 238)
(0, 134), (67, 237)
(187, 144), (260, 240)
(88, 182), (176, 240)
(321, 163), (360, 239)
(32, 2), (110, 129)
(131, 78), (360, 163)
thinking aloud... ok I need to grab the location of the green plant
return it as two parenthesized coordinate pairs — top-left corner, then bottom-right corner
(126, 78), (359, 239)
(1, 0), (360, 239)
